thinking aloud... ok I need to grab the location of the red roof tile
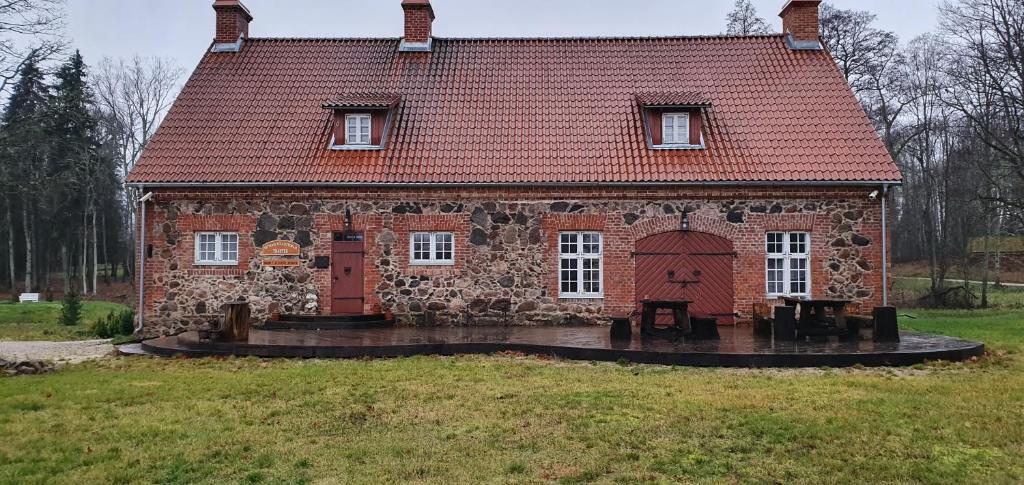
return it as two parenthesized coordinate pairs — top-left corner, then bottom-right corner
(322, 93), (401, 109)
(127, 35), (902, 185)
(635, 92), (711, 107)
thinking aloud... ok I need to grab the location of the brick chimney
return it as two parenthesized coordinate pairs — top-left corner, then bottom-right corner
(212, 0), (253, 47)
(779, 0), (822, 50)
(400, 0), (435, 52)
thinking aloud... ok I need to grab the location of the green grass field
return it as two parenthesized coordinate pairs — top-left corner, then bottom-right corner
(0, 301), (130, 341)
(1, 309), (1022, 483)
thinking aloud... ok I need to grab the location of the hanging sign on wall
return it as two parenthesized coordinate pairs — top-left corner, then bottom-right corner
(262, 258), (301, 268)
(260, 240), (301, 257)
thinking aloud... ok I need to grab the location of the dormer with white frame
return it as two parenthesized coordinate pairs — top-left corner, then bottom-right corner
(323, 94), (401, 150)
(637, 93), (709, 150)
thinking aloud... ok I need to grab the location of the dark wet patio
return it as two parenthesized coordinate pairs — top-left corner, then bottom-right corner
(142, 325), (984, 368)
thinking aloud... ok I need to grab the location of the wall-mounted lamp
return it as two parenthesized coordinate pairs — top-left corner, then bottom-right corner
(343, 208), (354, 233)
(680, 212), (691, 232)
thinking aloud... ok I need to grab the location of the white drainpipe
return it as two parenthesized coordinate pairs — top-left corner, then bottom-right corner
(136, 192), (154, 333)
(881, 184), (889, 306)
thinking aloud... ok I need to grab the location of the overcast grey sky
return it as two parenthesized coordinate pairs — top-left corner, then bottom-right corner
(67, 0), (941, 70)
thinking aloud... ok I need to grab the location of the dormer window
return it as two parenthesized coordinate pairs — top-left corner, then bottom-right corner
(636, 93), (709, 150)
(322, 94), (401, 151)
(662, 113), (691, 145)
(345, 114), (372, 145)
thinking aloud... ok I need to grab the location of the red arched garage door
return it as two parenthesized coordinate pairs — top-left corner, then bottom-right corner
(634, 231), (735, 325)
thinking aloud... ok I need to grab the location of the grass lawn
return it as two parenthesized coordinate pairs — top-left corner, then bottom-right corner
(0, 301), (130, 341)
(0, 309), (1022, 483)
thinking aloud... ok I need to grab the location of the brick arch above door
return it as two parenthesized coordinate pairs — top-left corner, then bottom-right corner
(628, 214), (737, 242)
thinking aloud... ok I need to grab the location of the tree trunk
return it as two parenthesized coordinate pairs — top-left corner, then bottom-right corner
(61, 243), (69, 295)
(6, 197), (15, 293)
(91, 209), (98, 295)
(101, 212), (110, 285)
(981, 225), (990, 308)
(81, 209), (88, 294)
(22, 202), (32, 292)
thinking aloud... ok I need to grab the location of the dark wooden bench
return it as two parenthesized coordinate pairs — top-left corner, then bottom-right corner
(688, 314), (720, 340)
(610, 316), (632, 340)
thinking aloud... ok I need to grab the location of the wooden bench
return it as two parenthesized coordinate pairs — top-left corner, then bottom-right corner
(752, 302), (773, 338)
(18, 293), (40, 303)
(688, 314), (720, 340)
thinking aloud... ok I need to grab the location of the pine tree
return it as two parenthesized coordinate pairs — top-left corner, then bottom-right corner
(0, 55), (50, 292)
(59, 289), (82, 326)
(725, 0), (772, 36)
(49, 51), (105, 295)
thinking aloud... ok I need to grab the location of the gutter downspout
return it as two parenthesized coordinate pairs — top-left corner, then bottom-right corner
(881, 184), (889, 306)
(136, 192), (153, 333)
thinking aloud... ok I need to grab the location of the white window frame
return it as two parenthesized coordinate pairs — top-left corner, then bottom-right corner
(766, 231), (811, 297)
(194, 232), (239, 266)
(409, 232), (455, 266)
(662, 112), (691, 145)
(344, 113), (372, 146)
(558, 231), (603, 299)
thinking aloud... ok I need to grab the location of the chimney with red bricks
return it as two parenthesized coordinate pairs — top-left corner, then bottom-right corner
(212, 0), (253, 50)
(400, 0), (435, 52)
(779, 0), (822, 50)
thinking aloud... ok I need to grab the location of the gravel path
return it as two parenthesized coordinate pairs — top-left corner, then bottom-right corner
(0, 339), (114, 364)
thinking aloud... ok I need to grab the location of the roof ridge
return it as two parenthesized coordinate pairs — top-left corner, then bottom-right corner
(246, 34), (786, 43)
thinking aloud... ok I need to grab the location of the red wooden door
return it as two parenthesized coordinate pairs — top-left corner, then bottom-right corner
(331, 232), (365, 315)
(634, 231), (735, 325)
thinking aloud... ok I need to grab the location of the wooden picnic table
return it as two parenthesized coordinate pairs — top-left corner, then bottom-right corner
(781, 297), (853, 337)
(639, 299), (692, 336)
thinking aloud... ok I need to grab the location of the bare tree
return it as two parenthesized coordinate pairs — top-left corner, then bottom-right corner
(93, 56), (183, 180)
(725, 0), (772, 35)
(92, 56), (183, 282)
(0, 0), (65, 95)
(819, 3), (899, 95)
(939, 0), (1024, 221)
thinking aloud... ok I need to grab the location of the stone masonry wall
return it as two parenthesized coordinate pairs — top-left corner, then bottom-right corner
(137, 186), (889, 337)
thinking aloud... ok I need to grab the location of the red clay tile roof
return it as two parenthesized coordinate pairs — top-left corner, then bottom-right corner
(635, 92), (711, 107)
(127, 35), (902, 185)
(322, 93), (401, 109)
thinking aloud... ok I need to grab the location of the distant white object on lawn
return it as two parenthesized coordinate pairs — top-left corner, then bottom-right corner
(18, 293), (40, 303)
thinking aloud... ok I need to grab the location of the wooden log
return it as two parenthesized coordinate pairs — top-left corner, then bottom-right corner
(221, 302), (251, 342)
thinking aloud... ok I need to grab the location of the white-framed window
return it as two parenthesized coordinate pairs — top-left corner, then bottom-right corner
(345, 113), (372, 145)
(766, 232), (810, 297)
(559, 232), (603, 298)
(662, 112), (691, 145)
(410, 232), (454, 265)
(195, 232), (239, 265)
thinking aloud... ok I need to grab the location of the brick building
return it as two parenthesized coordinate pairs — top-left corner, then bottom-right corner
(127, 0), (902, 336)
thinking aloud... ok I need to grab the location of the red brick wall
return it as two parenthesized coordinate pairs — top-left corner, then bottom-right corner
(135, 185), (890, 335)
(213, 3), (250, 44)
(781, 0), (821, 43)
(402, 2), (434, 44)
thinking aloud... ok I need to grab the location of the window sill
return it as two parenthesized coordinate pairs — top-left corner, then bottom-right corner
(330, 144), (383, 151)
(559, 295), (604, 300)
(651, 144), (705, 150)
(409, 262), (455, 267)
(194, 261), (239, 267)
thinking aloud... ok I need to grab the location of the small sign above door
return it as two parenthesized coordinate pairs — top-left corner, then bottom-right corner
(260, 240), (300, 257)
